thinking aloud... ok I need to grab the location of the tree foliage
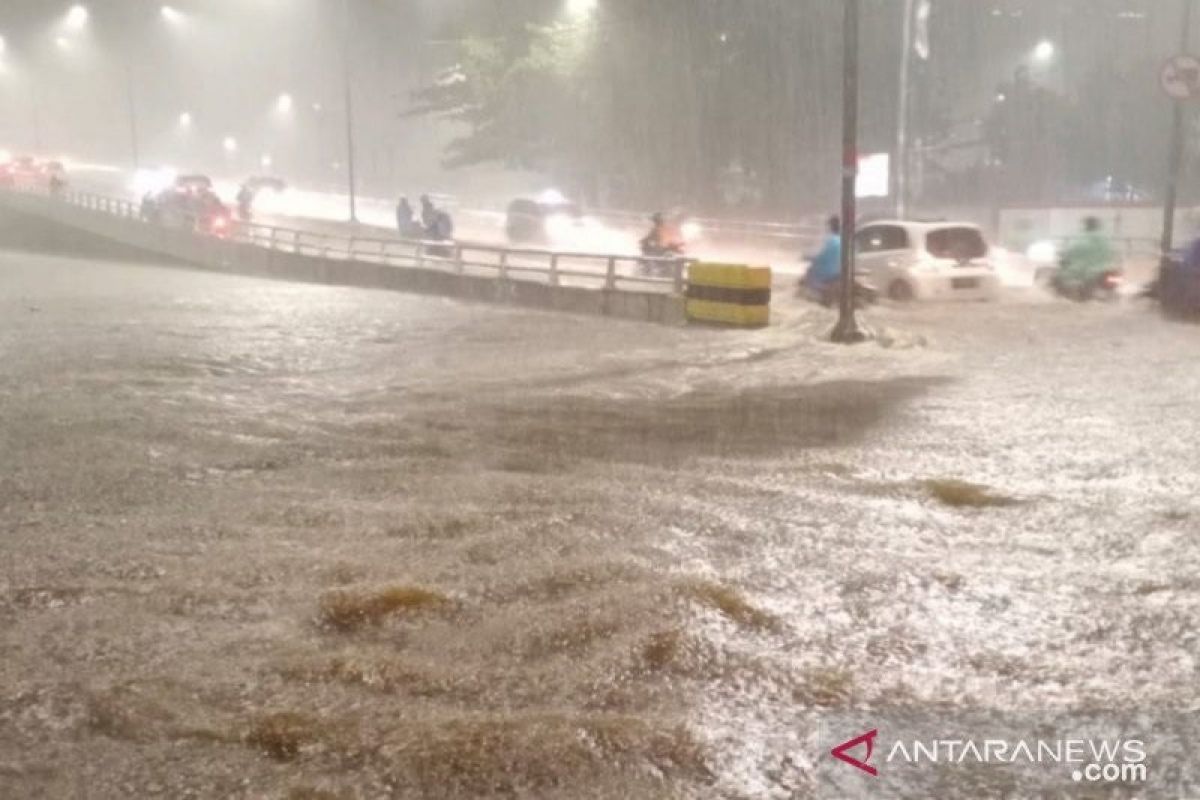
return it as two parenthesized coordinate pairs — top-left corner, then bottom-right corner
(412, 0), (1190, 214)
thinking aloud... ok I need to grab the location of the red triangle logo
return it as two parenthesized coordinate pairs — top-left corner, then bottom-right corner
(831, 729), (879, 777)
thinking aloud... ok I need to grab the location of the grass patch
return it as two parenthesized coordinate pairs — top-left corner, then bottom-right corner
(677, 580), (777, 631)
(793, 666), (854, 707)
(245, 711), (324, 761)
(923, 479), (1019, 508)
(379, 714), (711, 796)
(280, 654), (475, 699)
(318, 585), (449, 632)
(385, 513), (479, 540)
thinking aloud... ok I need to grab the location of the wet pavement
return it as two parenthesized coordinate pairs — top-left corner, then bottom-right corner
(1, 249), (1198, 798)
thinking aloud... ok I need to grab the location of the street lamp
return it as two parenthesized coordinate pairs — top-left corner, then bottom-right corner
(566, 0), (598, 17)
(223, 136), (238, 153)
(160, 6), (184, 25)
(178, 111), (192, 129)
(275, 92), (294, 115)
(64, 5), (89, 31)
(1032, 40), (1055, 63)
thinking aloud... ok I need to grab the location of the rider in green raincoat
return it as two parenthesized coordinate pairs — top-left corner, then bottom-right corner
(1057, 217), (1115, 297)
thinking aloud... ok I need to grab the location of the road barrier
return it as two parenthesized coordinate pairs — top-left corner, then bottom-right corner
(685, 262), (772, 327)
(0, 187), (691, 325)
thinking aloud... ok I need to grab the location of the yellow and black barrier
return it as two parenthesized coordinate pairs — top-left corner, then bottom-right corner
(685, 262), (772, 327)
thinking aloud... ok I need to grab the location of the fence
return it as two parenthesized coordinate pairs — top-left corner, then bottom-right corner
(51, 188), (688, 296)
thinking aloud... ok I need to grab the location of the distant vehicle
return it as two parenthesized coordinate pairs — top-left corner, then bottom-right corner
(853, 220), (1001, 302)
(0, 156), (41, 188)
(505, 194), (584, 244)
(141, 174), (231, 236)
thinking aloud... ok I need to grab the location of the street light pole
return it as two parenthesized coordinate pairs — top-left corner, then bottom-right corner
(124, 60), (140, 169)
(895, 0), (915, 219)
(831, 0), (869, 344)
(1161, 0), (1195, 265)
(341, 0), (359, 224)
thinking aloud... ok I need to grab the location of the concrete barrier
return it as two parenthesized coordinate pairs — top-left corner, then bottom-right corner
(0, 191), (686, 326)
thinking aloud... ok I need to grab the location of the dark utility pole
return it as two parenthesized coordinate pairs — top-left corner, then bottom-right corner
(831, 0), (869, 344)
(1161, 0), (1196, 266)
(342, 0), (359, 224)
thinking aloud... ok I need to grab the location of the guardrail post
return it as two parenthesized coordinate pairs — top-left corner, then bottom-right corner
(270, 227), (280, 251)
(673, 259), (687, 295)
(292, 230), (301, 254)
(348, 237), (357, 261)
(605, 257), (617, 290)
(550, 254), (560, 286)
(454, 245), (464, 274)
(498, 251), (509, 280)
(416, 242), (426, 269)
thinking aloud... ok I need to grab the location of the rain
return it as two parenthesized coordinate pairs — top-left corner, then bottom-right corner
(1, 1), (1199, 798)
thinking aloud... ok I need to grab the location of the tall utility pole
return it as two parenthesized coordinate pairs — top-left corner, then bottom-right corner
(895, 0), (916, 219)
(124, 60), (141, 169)
(831, 0), (869, 344)
(1161, 0), (1196, 265)
(342, 0), (359, 224)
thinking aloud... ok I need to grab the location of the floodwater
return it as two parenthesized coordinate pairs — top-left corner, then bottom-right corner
(1, 250), (1198, 798)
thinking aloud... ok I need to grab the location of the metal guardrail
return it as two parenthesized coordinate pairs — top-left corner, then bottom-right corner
(39, 188), (689, 295)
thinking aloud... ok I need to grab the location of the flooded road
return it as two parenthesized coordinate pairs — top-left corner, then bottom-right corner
(2, 250), (1198, 798)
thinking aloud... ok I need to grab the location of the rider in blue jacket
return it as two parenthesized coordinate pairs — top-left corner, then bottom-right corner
(803, 215), (843, 291)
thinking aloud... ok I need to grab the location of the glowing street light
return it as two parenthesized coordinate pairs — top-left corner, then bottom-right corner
(178, 111), (192, 129)
(566, 0), (597, 17)
(222, 136), (238, 153)
(275, 92), (294, 115)
(1033, 40), (1055, 63)
(160, 5), (184, 25)
(260, 154), (273, 169)
(65, 5), (89, 30)
(55, 36), (72, 52)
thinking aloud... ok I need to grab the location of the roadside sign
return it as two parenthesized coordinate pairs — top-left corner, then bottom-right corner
(1161, 55), (1200, 100)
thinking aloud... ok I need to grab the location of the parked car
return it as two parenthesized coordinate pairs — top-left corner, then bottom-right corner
(853, 220), (1001, 302)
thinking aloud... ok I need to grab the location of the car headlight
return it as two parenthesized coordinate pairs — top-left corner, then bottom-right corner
(1026, 240), (1058, 266)
(544, 213), (574, 240)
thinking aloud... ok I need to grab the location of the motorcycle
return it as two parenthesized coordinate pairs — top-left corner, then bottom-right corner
(638, 216), (687, 278)
(1047, 267), (1123, 302)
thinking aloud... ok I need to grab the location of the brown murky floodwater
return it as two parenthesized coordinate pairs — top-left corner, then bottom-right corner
(2, 250), (1199, 799)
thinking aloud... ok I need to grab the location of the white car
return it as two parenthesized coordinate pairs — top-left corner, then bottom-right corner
(853, 220), (1001, 302)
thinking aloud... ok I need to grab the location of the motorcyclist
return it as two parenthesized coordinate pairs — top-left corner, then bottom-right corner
(420, 195), (437, 232)
(640, 212), (685, 257)
(396, 196), (421, 238)
(800, 215), (843, 301)
(1054, 216), (1115, 300)
(426, 207), (454, 241)
(236, 184), (254, 221)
